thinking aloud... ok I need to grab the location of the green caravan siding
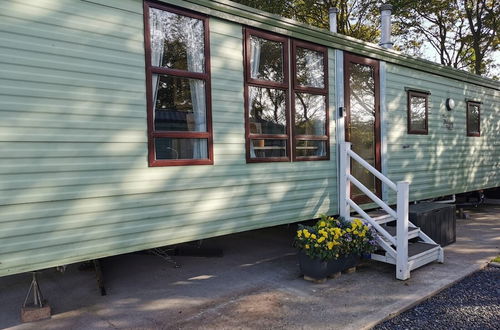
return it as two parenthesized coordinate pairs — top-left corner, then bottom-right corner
(385, 63), (500, 202)
(0, 0), (338, 276)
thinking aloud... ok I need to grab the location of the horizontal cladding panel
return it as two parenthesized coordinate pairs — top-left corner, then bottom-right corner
(0, 65), (145, 92)
(0, 189), (336, 243)
(0, 100), (145, 118)
(0, 205), (331, 276)
(0, 180), (337, 223)
(0, 52), (144, 81)
(0, 32), (144, 68)
(0, 162), (336, 190)
(0, 2), (144, 42)
(0, 170), (336, 205)
(0, 111), (146, 131)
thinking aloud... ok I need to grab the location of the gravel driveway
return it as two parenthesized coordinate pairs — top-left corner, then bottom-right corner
(374, 266), (500, 330)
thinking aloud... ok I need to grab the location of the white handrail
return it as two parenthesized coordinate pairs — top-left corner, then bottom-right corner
(347, 174), (398, 219)
(347, 198), (397, 246)
(347, 148), (397, 191)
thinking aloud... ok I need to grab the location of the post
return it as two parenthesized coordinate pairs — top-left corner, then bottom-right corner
(339, 142), (350, 220)
(396, 181), (409, 280)
(379, 4), (393, 49)
(329, 7), (339, 33)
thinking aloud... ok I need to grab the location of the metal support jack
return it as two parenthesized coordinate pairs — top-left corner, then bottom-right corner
(21, 272), (51, 322)
(23, 272), (45, 308)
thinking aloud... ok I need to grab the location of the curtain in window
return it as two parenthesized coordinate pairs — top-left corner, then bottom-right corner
(150, 9), (165, 108)
(250, 37), (261, 79)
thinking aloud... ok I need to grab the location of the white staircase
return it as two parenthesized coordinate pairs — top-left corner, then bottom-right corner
(339, 142), (444, 280)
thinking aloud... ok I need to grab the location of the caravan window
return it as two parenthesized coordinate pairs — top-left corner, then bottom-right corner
(466, 101), (480, 137)
(244, 29), (329, 162)
(144, 2), (213, 166)
(407, 91), (429, 135)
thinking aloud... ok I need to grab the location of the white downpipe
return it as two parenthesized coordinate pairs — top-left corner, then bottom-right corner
(347, 148), (397, 191)
(339, 142), (350, 220)
(347, 198), (397, 246)
(347, 174), (398, 219)
(396, 181), (410, 280)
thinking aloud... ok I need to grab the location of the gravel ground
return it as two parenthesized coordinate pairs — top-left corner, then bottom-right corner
(374, 266), (500, 330)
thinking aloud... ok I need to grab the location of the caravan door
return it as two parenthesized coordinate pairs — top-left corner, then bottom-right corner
(344, 53), (381, 204)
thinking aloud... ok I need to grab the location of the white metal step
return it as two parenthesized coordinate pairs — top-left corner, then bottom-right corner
(370, 242), (441, 269)
(381, 225), (420, 240)
(350, 213), (395, 225)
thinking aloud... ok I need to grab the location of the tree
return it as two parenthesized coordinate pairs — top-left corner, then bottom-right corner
(391, 0), (499, 77)
(234, 0), (499, 79)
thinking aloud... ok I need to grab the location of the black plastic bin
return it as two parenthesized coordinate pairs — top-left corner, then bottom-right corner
(409, 202), (456, 246)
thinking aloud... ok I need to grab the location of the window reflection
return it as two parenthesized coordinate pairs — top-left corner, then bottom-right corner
(296, 47), (324, 88)
(249, 86), (286, 135)
(249, 36), (284, 82)
(349, 62), (376, 197)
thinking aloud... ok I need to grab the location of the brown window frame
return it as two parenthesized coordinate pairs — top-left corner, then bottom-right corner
(243, 28), (329, 163)
(466, 101), (481, 137)
(143, 1), (213, 166)
(291, 40), (329, 161)
(407, 90), (429, 135)
(244, 28), (290, 163)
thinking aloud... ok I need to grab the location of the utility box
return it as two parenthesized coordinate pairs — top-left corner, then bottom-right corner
(409, 203), (456, 246)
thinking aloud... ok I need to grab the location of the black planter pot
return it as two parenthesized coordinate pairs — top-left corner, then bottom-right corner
(342, 254), (361, 270)
(298, 250), (329, 280)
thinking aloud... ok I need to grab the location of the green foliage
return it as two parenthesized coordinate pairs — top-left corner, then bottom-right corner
(233, 0), (499, 78)
(294, 215), (377, 261)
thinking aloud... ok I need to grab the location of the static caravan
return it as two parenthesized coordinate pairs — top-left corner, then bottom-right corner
(0, 0), (498, 280)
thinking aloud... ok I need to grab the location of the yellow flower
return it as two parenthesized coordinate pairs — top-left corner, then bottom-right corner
(305, 244), (310, 249)
(297, 230), (302, 237)
(346, 228), (352, 233)
(354, 230), (359, 235)
(360, 232), (365, 237)
(364, 225), (369, 231)
(319, 221), (326, 227)
(304, 231), (311, 238)
(311, 234), (317, 240)
(317, 237), (325, 243)
(314, 244), (319, 247)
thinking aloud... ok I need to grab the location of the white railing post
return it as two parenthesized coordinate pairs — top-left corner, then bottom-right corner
(396, 181), (410, 280)
(339, 142), (350, 220)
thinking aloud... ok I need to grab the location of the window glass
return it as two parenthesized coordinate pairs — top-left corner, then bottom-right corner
(249, 36), (284, 82)
(250, 139), (287, 158)
(153, 75), (206, 132)
(409, 95), (427, 131)
(248, 87), (286, 135)
(155, 138), (208, 159)
(149, 8), (205, 72)
(294, 93), (326, 136)
(467, 103), (480, 136)
(296, 47), (324, 88)
(296, 140), (326, 157)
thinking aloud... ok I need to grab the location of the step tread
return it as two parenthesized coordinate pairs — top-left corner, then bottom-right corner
(381, 225), (419, 237)
(408, 242), (439, 258)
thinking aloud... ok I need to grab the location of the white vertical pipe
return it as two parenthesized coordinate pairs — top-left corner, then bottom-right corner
(379, 4), (393, 49)
(339, 142), (350, 220)
(396, 181), (409, 280)
(329, 7), (339, 33)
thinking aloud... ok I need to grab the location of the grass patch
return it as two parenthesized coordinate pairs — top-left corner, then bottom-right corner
(492, 256), (500, 263)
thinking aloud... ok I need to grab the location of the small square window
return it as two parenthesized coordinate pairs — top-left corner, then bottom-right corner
(407, 91), (429, 135)
(466, 101), (480, 137)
